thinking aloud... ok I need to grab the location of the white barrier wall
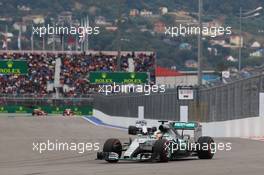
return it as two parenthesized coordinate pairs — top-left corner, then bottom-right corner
(202, 116), (264, 137)
(93, 109), (264, 138)
(259, 93), (264, 117)
(93, 109), (160, 128)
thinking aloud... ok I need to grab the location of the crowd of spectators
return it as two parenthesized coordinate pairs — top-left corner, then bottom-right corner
(121, 53), (155, 72)
(0, 52), (155, 97)
(0, 53), (55, 96)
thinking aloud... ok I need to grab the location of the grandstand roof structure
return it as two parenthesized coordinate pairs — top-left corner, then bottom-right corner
(155, 66), (184, 77)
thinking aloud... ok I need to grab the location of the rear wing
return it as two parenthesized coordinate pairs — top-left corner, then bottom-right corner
(172, 122), (202, 142)
(173, 122), (200, 130)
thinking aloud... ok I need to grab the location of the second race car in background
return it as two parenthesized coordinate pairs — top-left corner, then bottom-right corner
(63, 109), (74, 116)
(32, 109), (47, 116)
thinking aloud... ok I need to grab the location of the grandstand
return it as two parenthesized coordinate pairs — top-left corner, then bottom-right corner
(0, 51), (156, 97)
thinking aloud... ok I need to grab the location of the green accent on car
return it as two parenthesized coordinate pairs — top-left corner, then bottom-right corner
(174, 122), (197, 129)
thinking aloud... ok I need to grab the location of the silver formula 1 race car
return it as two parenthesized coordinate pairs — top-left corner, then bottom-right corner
(97, 121), (215, 163)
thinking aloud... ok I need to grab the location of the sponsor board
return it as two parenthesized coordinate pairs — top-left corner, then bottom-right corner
(0, 60), (28, 75)
(0, 105), (93, 115)
(89, 72), (148, 84)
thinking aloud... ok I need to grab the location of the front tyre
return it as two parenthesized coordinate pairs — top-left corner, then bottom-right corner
(103, 138), (122, 163)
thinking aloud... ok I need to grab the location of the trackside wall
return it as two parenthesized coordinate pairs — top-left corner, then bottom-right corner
(93, 109), (264, 138)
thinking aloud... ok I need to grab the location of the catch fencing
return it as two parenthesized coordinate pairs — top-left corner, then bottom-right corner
(93, 73), (264, 122)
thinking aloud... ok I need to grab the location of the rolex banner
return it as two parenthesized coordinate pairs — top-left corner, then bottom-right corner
(89, 72), (148, 84)
(0, 60), (28, 75)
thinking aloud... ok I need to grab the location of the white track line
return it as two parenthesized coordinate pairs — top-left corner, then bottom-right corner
(250, 137), (264, 141)
(81, 116), (100, 126)
(82, 116), (127, 131)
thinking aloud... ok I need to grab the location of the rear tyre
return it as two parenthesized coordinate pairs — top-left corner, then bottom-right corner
(197, 136), (215, 159)
(103, 138), (122, 163)
(128, 126), (137, 135)
(152, 139), (169, 162)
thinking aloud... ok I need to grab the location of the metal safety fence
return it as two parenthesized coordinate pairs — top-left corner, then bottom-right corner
(93, 73), (264, 122)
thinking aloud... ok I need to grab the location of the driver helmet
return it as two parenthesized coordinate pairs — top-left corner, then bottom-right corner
(154, 130), (163, 139)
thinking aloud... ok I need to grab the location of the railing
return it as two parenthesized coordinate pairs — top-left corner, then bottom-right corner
(0, 96), (93, 107)
(93, 73), (264, 122)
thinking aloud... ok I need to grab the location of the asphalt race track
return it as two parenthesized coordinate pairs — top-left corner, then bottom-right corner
(0, 116), (264, 175)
